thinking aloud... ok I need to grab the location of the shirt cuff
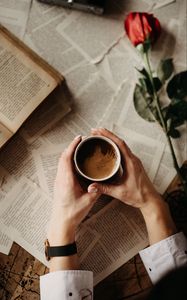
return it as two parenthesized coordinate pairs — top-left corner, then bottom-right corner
(40, 270), (93, 300)
(139, 232), (187, 284)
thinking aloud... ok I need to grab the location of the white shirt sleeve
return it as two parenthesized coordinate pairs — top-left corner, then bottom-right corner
(40, 270), (93, 300)
(139, 232), (187, 284)
(40, 232), (187, 299)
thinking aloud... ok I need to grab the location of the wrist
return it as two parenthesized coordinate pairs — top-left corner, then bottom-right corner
(140, 192), (165, 220)
(47, 223), (76, 246)
(140, 193), (177, 245)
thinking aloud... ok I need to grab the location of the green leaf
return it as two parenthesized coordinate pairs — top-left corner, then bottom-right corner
(133, 84), (156, 122)
(164, 99), (187, 136)
(139, 77), (153, 95)
(136, 68), (150, 79)
(153, 77), (162, 92)
(138, 77), (147, 90)
(157, 58), (174, 83)
(168, 127), (181, 138)
(162, 106), (169, 119)
(168, 99), (187, 122)
(138, 77), (162, 96)
(167, 71), (187, 100)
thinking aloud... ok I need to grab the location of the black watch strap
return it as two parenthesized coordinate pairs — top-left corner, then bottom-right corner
(45, 239), (77, 261)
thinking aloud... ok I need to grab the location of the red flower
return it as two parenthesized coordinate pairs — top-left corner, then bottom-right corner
(124, 12), (161, 47)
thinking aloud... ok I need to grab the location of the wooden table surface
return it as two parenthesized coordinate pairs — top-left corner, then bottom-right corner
(0, 244), (152, 300)
(0, 163), (187, 300)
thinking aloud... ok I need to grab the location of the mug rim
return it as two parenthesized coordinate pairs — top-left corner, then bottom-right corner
(74, 135), (121, 181)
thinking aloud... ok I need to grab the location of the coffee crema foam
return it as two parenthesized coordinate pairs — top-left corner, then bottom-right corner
(81, 145), (116, 179)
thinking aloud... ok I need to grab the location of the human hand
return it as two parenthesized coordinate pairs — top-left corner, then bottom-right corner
(88, 128), (161, 209)
(88, 128), (177, 245)
(47, 135), (101, 246)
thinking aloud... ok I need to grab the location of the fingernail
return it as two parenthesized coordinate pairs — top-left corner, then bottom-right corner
(88, 186), (98, 193)
(74, 135), (81, 140)
(91, 128), (97, 131)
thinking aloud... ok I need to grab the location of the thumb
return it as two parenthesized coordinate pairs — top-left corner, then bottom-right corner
(88, 182), (117, 198)
(85, 189), (101, 203)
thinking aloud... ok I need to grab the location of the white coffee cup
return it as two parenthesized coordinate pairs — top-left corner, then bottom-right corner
(74, 135), (122, 182)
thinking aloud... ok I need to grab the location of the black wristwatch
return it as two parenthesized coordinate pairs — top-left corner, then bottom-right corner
(44, 239), (77, 261)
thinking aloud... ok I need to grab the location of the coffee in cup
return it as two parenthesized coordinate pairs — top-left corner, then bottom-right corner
(74, 136), (121, 181)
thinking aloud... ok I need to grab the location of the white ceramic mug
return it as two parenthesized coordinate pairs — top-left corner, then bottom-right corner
(74, 135), (122, 182)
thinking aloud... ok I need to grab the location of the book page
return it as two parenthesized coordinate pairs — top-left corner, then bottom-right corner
(0, 178), (148, 285)
(0, 27), (58, 133)
(0, 178), (51, 265)
(0, 121), (12, 148)
(78, 199), (148, 285)
(0, 166), (16, 254)
(20, 87), (71, 144)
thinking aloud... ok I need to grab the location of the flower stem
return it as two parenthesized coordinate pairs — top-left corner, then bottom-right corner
(144, 51), (187, 196)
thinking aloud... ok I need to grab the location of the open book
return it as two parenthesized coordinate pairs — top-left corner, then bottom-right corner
(0, 24), (64, 148)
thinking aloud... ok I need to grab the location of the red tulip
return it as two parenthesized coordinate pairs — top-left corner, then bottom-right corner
(124, 12), (161, 48)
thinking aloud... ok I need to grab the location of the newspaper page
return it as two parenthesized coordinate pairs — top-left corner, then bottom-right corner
(153, 149), (176, 194)
(24, 0), (115, 124)
(0, 0), (31, 38)
(33, 144), (68, 198)
(65, 61), (98, 98)
(42, 74), (115, 145)
(56, 10), (123, 63)
(0, 134), (48, 185)
(153, 132), (187, 194)
(0, 178), (148, 285)
(56, 0), (150, 63)
(0, 217), (12, 255)
(143, 0), (175, 9)
(97, 38), (139, 90)
(24, 0), (86, 76)
(78, 199), (148, 285)
(0, 178), (51, 264)
(0, 166), (16, 254)
(98, 80), (135, 131)
(113, 125), (165, 182)
(174, 0), (187, 69)
(153, 125), (187, 193)
(0, 28), (57, 134)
